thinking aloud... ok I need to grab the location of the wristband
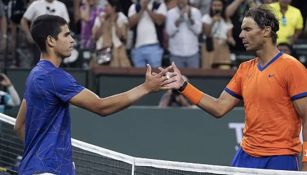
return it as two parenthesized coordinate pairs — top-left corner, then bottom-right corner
(181, 83), (204, 105)
(303, 142), (307, 162)
(178, 81), (188, 92)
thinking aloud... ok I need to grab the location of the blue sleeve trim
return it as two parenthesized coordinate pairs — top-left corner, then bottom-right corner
(291, 92), (307, 101)
(224, 88), (243, 100)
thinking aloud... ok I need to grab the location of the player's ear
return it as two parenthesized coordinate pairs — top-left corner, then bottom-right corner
(263, 26), (272, 38)
(46, 35), (56, 48)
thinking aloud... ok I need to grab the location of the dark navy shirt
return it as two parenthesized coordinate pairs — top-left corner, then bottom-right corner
(19, 60), (84, 175)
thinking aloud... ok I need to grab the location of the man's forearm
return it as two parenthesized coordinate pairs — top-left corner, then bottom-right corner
(147, 10), (165, 25)
(16, 125), (25, 142)
(98, 83), (150, 116)
(7, 85), (21, 106)
(226, 0), (244, 17)
(129, 10), (145, 28)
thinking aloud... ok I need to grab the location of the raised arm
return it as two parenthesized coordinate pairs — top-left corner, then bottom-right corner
(20, 17), (34, 43)
(225, 0), (244, 18)
(128, 3), (147, 28)
(146, 7), (166, 26)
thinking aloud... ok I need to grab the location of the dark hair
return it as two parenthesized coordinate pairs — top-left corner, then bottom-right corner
(30, 15), (67, 52)
(107, 0), (122, 12)
(244, 5), (279, 44)
(209, 0), (227, 20)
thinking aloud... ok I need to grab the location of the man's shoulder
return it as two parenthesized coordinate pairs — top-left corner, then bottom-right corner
(236, 58), (257, 72)
(288, 5), (302, 15)
(191, 6), (201, 14)
(118, 12), (128, 21)
(279, 53), (304, 67)
(241, 58), (257, 66)
(54, 0), (67, 8)
(29, 61), (68, 81)
(25, 0), (42, 9)
(269, 2), (279, 8)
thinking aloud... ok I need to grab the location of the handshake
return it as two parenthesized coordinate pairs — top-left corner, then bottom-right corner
(142, 62), (185, 93)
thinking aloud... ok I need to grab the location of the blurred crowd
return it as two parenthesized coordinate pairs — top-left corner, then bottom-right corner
(0, 0), (307, 69)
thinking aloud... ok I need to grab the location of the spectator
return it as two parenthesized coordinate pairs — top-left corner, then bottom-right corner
(128, 0), (167, 68)
(225, 0), (259, 52)
(189, 0), (211, 15)
(159, 75), (191, 108)
(202, 0), (235, 69)
(291, 0), (307, 32)
(277, 42), (293, 55)
(165, 0), (177, 10)
(80, 0), (102, 49)
(0, 0), (7, 52)
(0, 73), (21, 113)
(262, 0), (277, 3)
(166, 0), (202, 68)
(72, 0), (82, 34)
(59, 0), (80, 34)
(121, 0), (133, 16)
(4, 0), (26, 67)
(269, 0), (303, 45)
(92, 0), (131, 67)
(20, 0), (70, 67)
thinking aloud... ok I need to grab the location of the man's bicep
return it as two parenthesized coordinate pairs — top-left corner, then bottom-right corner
(293, 97), (307, 141)
(220, 90), (240, 110)
(69, 88), (101, 114)
(293, 97), (307, 119)
(199, 90), (240, 118)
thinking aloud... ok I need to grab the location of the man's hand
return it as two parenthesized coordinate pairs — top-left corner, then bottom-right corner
(175, 16), (184, 27)
(162, 62), (185, 90)
(0, 74), (12, 87)
(143, 64), (176, 92)
(141, 0), (150, 11)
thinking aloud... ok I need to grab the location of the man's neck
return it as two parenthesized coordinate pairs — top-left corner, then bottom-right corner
(41, 53), (62, 67)
(45, 0), (55, 3)
(256, 45), (279, 67)
(279, 3), (288, 14)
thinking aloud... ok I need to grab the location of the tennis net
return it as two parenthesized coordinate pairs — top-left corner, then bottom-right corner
(1, 113), (307, 175)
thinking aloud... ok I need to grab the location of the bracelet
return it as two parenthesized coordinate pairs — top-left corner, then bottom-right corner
(303, 142), (307, 162)
(178, 81), (188, 92)
(181, 83), (204, 105)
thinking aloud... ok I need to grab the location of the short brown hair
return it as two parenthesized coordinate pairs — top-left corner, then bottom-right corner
(244, 5), (279, 44)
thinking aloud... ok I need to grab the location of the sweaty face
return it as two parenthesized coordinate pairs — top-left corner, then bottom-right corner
(239, 17), (265, 52)
(53, 25), (75, 58)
